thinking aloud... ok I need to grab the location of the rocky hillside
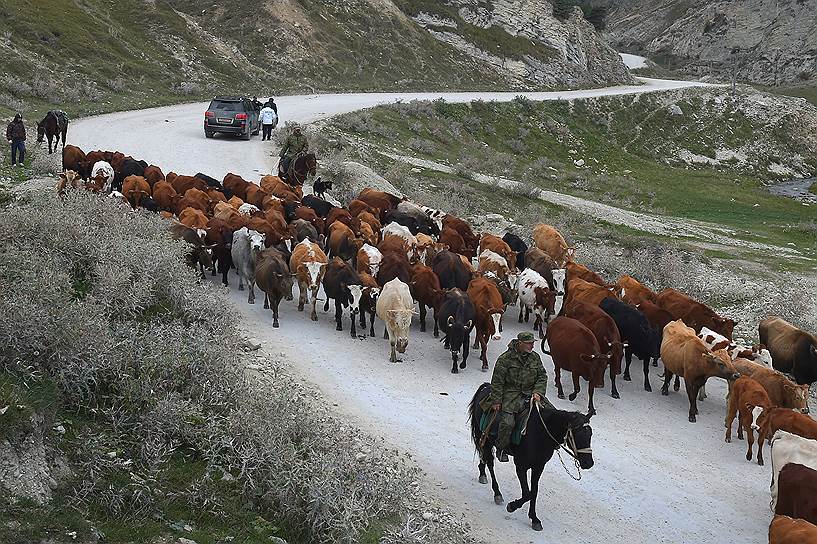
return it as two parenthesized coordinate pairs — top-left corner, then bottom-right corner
(0, 0), (630, 119)
(605, 0), (817, 87)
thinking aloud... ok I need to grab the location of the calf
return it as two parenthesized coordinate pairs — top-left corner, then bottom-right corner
(546, 316), (611, 415)
(410, 263), (443, 336)
(770, 431), (817, 511)
(358, 272), (380, 338)
(769, 515), (817, 544)
(660, 320), (740, 422)
(724, 376), (773, 465)
(56, 170), (83, 197)
(565, 301), (625, 399)
(517, 268), (558, 338)
(255, 248), (294, 328)
(761, 408), (817, 445)
(761, 316), (817, 385)
(696, 326), (773, 400)
(438, 288), (476, 374)
(656, 288), (736, 339)
(600, 298), (661, 392)
(168, 223), (214, 279)
(289, 240), (328, 321)
(467, 277), (504, 371)
(502, 232), (527, 272)
(775, 464), (817, 527)
(205, 218), (235, 286)
(322, 257), (364, 336)
(376, 278), (415, 362)
(532, 223), (573, 267)
(730, 358), (809, 413)
(89, 161), (114, 193)
(231, 228), (266, 303)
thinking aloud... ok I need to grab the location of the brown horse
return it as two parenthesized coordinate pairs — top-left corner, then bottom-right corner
(37, 111), (68, 154)
(278, 153), (317, 187)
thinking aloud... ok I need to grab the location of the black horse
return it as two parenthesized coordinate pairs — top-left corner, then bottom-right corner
(468, 383), (595, 531)
(279, 153), (317, 187)
(37, 111), (68, 154)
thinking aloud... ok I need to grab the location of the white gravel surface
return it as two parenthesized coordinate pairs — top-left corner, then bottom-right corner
(70, 80), (772, 544)
(620, 53), (649, 69)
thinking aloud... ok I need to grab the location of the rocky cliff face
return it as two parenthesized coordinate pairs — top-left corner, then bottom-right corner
(399, 0), (633, 89)
(606, 0), (817, 87)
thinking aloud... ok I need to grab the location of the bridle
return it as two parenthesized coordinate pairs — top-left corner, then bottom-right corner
(529, 401), (592, 481)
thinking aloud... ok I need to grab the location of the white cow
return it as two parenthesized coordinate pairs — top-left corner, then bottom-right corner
(697, 327), (774, 400)
(238, 203), (260, 216)
(376, 278), (415, 363)
(382, 222), (417, 246)
(357, 243), (383, 277)
(91, 160), (114, 193)
(770, 430), (817, 511)
(517, 268), (558, 338)
(231, 227), (266, 304)
(290, 240), (328, 321)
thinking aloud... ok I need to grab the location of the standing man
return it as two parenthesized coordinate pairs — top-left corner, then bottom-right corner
(484, 331), (552, 462)
(6, 113), (26, 167)
(265, 97), (278, 114)
(251, 96), (262, 110)
(279, 125), (308, 181)
(259, 103), (278, 141)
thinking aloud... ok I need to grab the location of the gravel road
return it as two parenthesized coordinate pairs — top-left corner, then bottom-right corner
(70, 78), (772, 544)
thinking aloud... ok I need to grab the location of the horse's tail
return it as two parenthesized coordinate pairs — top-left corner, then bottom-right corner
(468, 382), (492, 452)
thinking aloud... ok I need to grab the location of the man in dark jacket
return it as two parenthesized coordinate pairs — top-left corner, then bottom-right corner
(485, 331), (552, 461)
(6, 113), (26, 166)
(265, 97), (278, 114)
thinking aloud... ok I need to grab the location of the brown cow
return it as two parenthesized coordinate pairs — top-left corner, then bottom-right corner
(775, 465), (817, 527)
(376, 250), (412, 286)
(179, 208), (209, 231)
(532, 223), (573, 267)
(290, 240), (328, 321)
(546, 316), (611, 415)
(358, 221), (379, 246)
(760, 407), (817, 445)
(769, 515), (817, 544)
(228, 195), (245, 210)
(171, 175), (208, 195)
(121, 175), (151, 209)
(245, 183), (269, 208)
(62, 145), (87, 178)
(349, 198), (380, 217)
(328, 221), (363, 261)
(730, 357), (809, 413)
(255, 247), (294, 328)
(617, 275), (658, 306)
(467, 277), (504, 371)
(207, 188), (227, 203)
(175, 187), (212, 215)
(292, 205), (324, 235)
(566, 262), (607, 287)
(56, 170), (83, 197)
(439, 226), (468, 257)
(246, 216), (291, 250)
(442, 215), (478, 258)
(358, 187), (402, 217)
(565, 277), (619, 307)
(760, 316), (817, 385)
(410, 263), (443, 336)
(378, 234), (410, 257)
(213, 202), (245, 230)
(660, 320), (740, 422)
(357, 210), (382, 232)
(479, 234), (516, 269)
(724, 376), (773, 464)
(565, 300), (624, 399)
(261, 175), (300, 202)
(656, 288), (736, 339)
(224, 173), (250, 200)
(143, 165), (164, 186)
(326, 207), (359, 232)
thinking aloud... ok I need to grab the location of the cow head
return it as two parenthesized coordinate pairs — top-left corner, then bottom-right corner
(248, 229), (266, 252)
(303, 261), (325, 290)
(552, 269), (566, 295)
(751, 344), (773, 366)
(711, 316), (737, 340)
(750, 406), (767, 431)
(703, 352), (740, 381)
(784, 383), (810, 414)
(388, 309), (414, 353)
(347, 284), (363, 315)
(489, 309), (503, 341)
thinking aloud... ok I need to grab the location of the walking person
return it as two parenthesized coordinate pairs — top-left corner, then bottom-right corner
(6, 113), (26, 167)
(259, 103), (278, 141)
(483, 331), (552, 462)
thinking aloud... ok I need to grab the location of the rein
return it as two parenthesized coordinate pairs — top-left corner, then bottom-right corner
(529, 401), (591, 481)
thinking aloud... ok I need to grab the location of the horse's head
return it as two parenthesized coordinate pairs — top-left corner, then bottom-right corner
(567, 412), (594, 470)
(36, 121), (45, 142)
(305, 153), (317, 176)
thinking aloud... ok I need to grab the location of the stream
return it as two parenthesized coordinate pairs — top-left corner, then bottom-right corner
(768, 178), (817, 203)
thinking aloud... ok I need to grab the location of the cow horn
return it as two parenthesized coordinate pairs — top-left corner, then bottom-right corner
(447, 316), (454, 325)
(466, 320), (473, 329)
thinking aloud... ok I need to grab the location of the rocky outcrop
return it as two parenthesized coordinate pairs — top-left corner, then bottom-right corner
(407, 1), (633, 89)
(606, 0), (817, 87)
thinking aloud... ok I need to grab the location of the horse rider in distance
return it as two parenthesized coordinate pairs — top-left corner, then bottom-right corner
(279, 124), (308, 182)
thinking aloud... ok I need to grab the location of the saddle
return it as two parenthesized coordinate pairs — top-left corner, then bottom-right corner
(479, 404), (532, 448)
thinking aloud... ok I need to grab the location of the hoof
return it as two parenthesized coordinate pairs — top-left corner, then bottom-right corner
(482, 365), (489, 372)
(725, 437), (731, 443)
(451, 368), (458, 374)
(494, 495), (504, 505)
(336, 325), (342, 331)
(506, 503), (515, 513)
(311, 315), (318, 322)
(611, 391), (620, 399)
(746, 453), (752, 461)
(652, 361), (658, 367)
(532, 521), (543, 532)
(479, 475), (488, 484)
(558, 393), (565, 399)
(623, 375), (632, 382)
(674, 384), (680, 392)
(568, 392), (578, 401)
(661, 389), (669, 396)
(689, 415), (696, 423)
(273, 322), (279, 328)
(298, 305), (304, 312)
(459, 362), (466, 369)
(758, 459), (764, 466)
(248, 300), (255, 305)
(645, 384), (652, 392)
(238, 285), (244, 291)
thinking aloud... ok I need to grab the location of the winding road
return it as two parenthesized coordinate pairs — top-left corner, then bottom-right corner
(70, 75), (771, 544)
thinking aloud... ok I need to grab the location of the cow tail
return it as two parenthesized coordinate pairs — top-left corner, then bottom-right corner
(468, 382), (492, 452)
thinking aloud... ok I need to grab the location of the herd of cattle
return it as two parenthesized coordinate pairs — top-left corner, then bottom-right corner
(57, 142), (817, 542)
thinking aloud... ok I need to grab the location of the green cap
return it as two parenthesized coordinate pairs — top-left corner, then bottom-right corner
(517, 332), (535, 343)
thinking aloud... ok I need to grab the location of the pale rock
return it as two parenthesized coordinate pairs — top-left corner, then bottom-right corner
(573, 159), (586, 167)
(486, 213), (504, 222)
(422, 511), (436, 521)
(178, 539), (197, 544)
(668, 104), (683, 116)
(244, 338), (262, 351)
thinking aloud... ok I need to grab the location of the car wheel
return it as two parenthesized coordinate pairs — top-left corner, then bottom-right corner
(205, 129), (214, 139)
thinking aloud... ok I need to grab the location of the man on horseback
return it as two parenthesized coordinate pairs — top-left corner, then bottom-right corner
(485, 331), (552, 462)
(279, 124), (308, 182)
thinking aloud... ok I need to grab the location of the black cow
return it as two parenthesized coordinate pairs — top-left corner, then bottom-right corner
(502, 232), (528, 272)
(432, 250), (472, 291)
(303, 194), (336, 218)
(139, 196), (160, 213)
(312, 177), (333, 199)
(600, 298), (661, 392)
(205, 218), (235, 286)
(384, 209), (438, 236)
(322, 257), (364, 337)
(114, 158), (148, 191)
(438, 288), (476, 374)
(289, 218), (320, 245)
(194, 172), (233, 198)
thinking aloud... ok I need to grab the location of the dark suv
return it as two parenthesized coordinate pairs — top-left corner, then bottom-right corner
(204, 96), (260, 140)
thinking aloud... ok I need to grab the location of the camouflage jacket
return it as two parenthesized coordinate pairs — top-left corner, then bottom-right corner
(485, 340), (550, 413)
(6, 120), (25, 141)
(279, 133), (308, 158)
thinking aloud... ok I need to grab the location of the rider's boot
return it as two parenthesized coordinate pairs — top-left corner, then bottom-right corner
(497, 449), (509, 462)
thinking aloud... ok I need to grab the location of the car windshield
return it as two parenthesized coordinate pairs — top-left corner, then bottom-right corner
(210, 100), (242, 112)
